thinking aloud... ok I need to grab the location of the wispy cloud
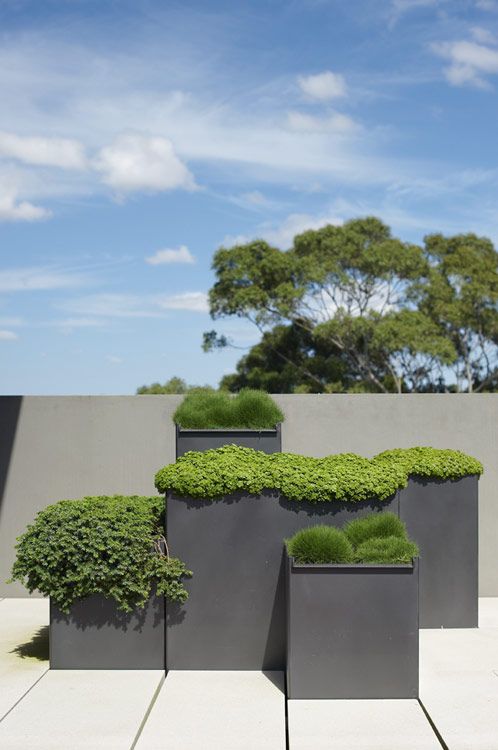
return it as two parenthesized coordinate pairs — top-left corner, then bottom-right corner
(0, 266), (88, 292)
(145, 245), (195, 265)
(0, 131), (87, 169)
(287, 111), (359, 134)
(297, 71), (347, 100)
(157, 292), (209, 313)
(0, 188), (51, 222)
(0, 329), (18, 341)
(433, 39), (498, 88)
(106, 354), (123, 364)
(58, 293), (166, 319)
(224, 211), (343, 250)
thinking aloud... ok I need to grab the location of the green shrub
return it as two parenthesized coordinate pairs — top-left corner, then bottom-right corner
(155, 444), (481, 503)
(374, 447), (483, 480)
(9, 495), (192, 613)
(343, 512), (407, 548)
(285, 525), (354, 564)
(173, 388), (284, 429)
(354, 535), (419, 564)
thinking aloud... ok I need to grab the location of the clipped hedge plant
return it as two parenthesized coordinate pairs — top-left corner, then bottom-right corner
(155, 444), (482, 503)
(285, 513), (418, 564)
(173, 388), (284, 429)
(10, 495), (192, 613)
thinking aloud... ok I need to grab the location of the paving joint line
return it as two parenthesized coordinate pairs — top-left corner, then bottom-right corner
(129, 670), (166, 750)
(418, 697), (449, 750)
(0, 666), (50, 724)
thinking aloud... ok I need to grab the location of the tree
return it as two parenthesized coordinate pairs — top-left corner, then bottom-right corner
(136, 376), (211, 394)
(206, 217), (459, 393)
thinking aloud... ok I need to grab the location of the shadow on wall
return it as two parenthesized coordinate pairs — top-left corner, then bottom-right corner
(0, 396), (22, 516)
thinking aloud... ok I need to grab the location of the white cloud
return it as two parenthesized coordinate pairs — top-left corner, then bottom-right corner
(95, 134), (196, 194)
(0, 266), (87, 292)
(58, 293), (165, 319)
(0, 330), (18, 341)
(106, 355), (123, 364)
(224, 211), (343, 250)
(471, 27), (497, 45)
(146, 245), (195, 265)
(287, 111), (359, 134)
(0, 131), (87, 169)
(297, 71), (347, 100)
(0, 188), (51, 222)
(433, 40), (498, 88)
(157, 291), (209, 313)
(475, 0), (497, 10)
(0, 317), (23, 327)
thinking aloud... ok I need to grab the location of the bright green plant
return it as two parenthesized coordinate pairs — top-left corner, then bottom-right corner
(9, 495), (192, 613)
(155, 444), (481, 503)
(374, 447), (483, 480)
(343, 512), (407, 548)
(173, 388), (284, 429)
(285, 525), (354, 564)
(354, 535), (419, 564)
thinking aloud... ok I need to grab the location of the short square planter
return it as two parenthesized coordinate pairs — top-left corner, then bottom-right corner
(286, 554), (419, 699)
(175, 423), (281, 457)
(399, 475), (478, 628)
(166, 489), (399, 670)
(50, 592), (165, 669)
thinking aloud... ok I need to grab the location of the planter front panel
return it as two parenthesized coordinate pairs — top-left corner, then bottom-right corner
(175, 424), (281, 458)
(50, 593), (165, 669)
(166, 490), (398, 670)
(286, 558), (419, 699)
(399, 475), (478, 628)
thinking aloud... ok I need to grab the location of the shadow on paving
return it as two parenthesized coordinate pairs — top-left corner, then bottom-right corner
(10, 625), (49, 662)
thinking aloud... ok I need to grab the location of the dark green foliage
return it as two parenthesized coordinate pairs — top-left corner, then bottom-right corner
(173, 388), (284, 429)
(285, 525), (354, 564)
(10, 495), (192, 613)
(354, 536), (419, 564)
(137, 376), (211, 394)
(286, 514), (418, 565)
(155, 444), (482, 503)
(375, 447), (483, 480)
(344, 512), (407, 548)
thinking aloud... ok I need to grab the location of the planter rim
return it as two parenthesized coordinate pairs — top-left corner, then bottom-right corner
(176, 424), (280, 434)
(289, 555), (416, 572)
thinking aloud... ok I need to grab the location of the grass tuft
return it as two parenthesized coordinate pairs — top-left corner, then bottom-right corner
(354, 535), (419, 564)
(173, 388), (284, 429)
(285, 525), (354, 564)
(343, 512), (407, 548)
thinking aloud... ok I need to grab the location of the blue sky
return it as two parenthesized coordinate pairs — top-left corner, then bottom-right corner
(1, 0), (498, 394)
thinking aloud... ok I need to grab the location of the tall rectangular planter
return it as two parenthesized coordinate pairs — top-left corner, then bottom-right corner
(399, 475), (478, 628)
(50, 592), (165, 669)
(166, 489), (399, 670)
(175, 423), (281, 458)
(286, 555), (419, 699)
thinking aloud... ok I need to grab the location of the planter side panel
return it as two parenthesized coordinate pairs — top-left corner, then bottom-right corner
(399, 475), (478, 628)
(50, 593), (165, 669)
(286, 560), (419, 699)
(175, 424), (281, 457)
(166, 490), (398, 670)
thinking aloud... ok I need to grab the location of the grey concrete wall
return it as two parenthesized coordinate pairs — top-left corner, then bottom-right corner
(1, 394), (497, 596)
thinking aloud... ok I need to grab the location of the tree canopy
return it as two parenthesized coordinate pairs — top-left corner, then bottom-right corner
(205, 217), (498, 393)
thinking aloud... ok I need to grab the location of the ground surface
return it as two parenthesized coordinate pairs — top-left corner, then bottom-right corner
(0, 597), (497, 749)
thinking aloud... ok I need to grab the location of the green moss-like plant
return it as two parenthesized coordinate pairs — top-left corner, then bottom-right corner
(155, 444), (482, 503)
(354, 536), (419, 564)
(9, 495), (192, 613)
(374, 447), (483, 481)
(343, 512), (407, 548)
(285, 525), (354, 564)
(173, 388), (284, 429)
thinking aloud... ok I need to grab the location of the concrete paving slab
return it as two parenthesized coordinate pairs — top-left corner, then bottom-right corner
(135, 670), (286, 750)
(0, 669), (164, 749)
(479, 597), (498, 628)
(288, 699), (440, 750)
(0, 598), (50, 720)
(420, 627), (498, 750)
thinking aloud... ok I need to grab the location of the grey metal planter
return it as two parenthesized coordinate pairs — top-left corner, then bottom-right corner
(399, 475), (479, 628)
(286, 555), (419, 699)
(166, 489), (399, 670)
(50, 592), (165, 669)
(175, 423), (281, 458)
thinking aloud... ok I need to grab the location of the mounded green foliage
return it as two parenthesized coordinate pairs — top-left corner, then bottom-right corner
(10, 495), (192, 613)
(286, 513), (419, 565)
(374, 447), (483, 480)
(344, 512), (407, 548)
(155, 444), (482, 503)
(354, 536), (419, 564)
(173, 388), (284, 429)
(285, 525), (354, 564)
